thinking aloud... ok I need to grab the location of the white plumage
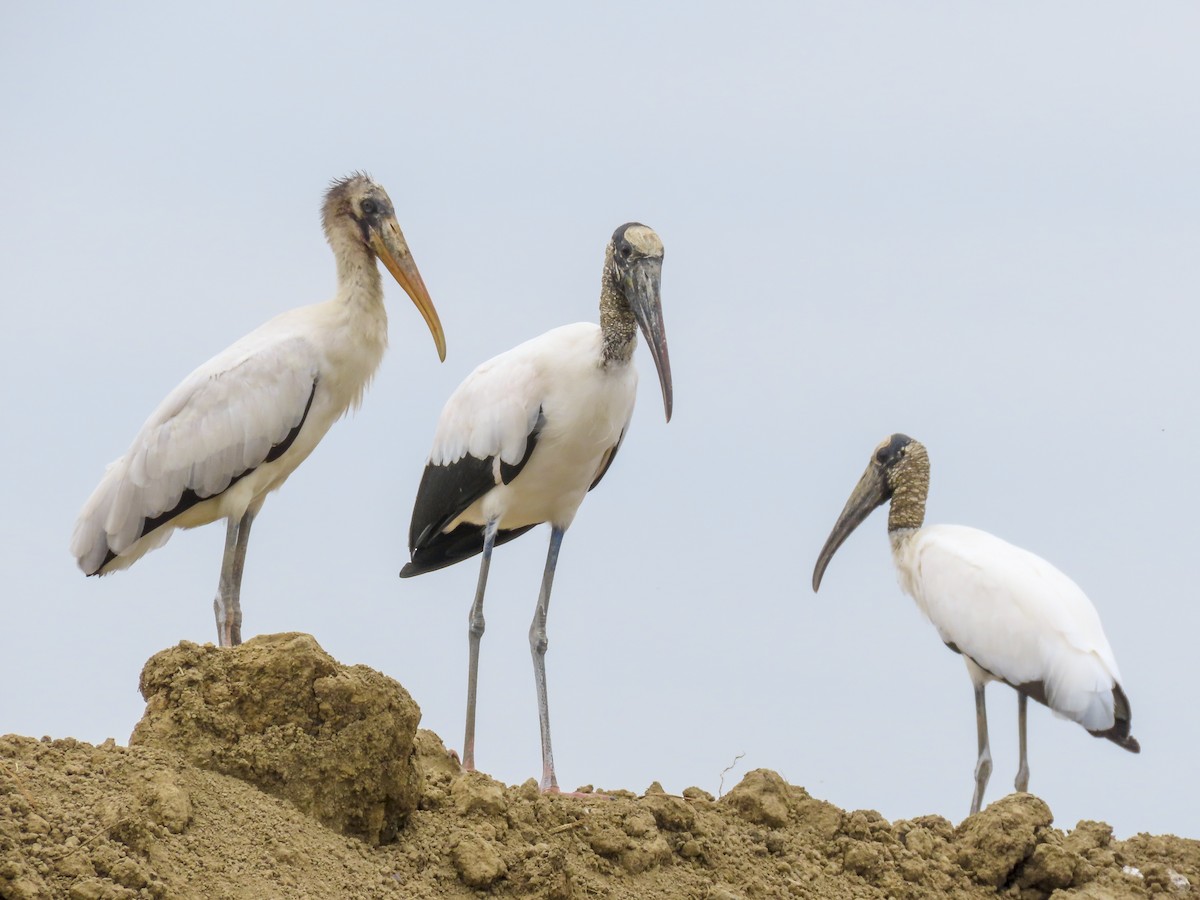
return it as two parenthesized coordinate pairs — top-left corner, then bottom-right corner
(75, 327), (327, 573)
(892, 524), (1123, 732)
(430, 323), (637, 531)
(401, 223), (672, 793)
(72, 173), (445, 646)
(813, 433), (1137, 816)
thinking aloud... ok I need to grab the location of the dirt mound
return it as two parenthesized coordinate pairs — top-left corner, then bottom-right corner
(130, 633), (420, 845)
(1, 634), (1195, 899)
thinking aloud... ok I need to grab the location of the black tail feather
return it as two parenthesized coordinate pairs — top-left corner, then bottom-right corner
(400, 522), (539, 578)
(1013, 676), (1139, 753)
(1089, 682), (1140, 753)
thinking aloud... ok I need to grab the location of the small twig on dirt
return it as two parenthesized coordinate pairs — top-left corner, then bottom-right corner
(1, 752), (138, 864)
(718, 752), (745, 799)
(46, 815), (136, 862)
(548, 820), (586, 835)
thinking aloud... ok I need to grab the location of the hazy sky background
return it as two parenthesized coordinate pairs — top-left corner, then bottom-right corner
(2, 3), (1196, 839)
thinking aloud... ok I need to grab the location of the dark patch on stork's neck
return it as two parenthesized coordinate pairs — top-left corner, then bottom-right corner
(887, 448), (930, 533)
(599, 275), (637, 365)
(887, 489), (927, 532)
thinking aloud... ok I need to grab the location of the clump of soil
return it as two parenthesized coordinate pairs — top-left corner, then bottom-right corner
(130, 633), (419, 845)
(1, 634), (1195, 899)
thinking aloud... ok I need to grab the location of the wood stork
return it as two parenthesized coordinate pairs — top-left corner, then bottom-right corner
(812, 433), (1138, 816)
(399, 223), (672, 793)
(71, 173), (446, 648)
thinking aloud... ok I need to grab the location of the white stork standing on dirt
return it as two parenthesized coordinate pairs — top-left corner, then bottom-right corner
(400, 222), (672, 793)
(72, 173), (446, 648)
(812, 433), (1139, 816)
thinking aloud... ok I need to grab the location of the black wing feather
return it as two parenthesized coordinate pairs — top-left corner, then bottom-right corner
(961, 649), (1140, 754)
(588, 430), (625, 492)
(401, 409), (543, 577)
(96, 379), (319, 573)
(400, 522), (538, 577)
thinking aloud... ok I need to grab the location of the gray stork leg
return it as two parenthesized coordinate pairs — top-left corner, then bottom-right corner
(463, 518), (500, 773)
(1015, 691), (1030, 793)
(213, 508), (256, 648)
(529, 526), (565, 793)
(970, 682), (993, 816)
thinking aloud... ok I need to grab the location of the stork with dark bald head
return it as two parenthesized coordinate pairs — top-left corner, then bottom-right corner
(400, 223), (672, 793)
(72, 173), (446, 647)
(813, 434), (1139, 816)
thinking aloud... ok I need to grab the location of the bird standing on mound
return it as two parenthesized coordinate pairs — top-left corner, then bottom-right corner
(812, 433), (1138, 816)
(400, 223), (672, 793)
(72, 173), (446, 647)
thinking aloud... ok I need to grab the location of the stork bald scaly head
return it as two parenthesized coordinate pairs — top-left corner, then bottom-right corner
(812, 433), (931, 591)
(321, 172), (446, 360)
(600, 222), (673, 420)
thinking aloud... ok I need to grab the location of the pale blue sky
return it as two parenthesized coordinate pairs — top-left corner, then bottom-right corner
(2, 2), (1197, 838)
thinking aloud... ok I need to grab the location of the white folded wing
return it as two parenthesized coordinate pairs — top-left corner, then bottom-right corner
(427, 324), (602, 469)
(902, 523), (1123, 731)
(72, 328), (321, 574)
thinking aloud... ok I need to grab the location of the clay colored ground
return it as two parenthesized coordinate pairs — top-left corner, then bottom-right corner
(1, 634), (1194, 899)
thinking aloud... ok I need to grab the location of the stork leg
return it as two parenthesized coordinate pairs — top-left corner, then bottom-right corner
(213, 508), (256, 648)
(1015, 691), (1030, 793)
(970, 682), (993, 816)
(463, 518), (500, 773)
(529, 526), (565, 793)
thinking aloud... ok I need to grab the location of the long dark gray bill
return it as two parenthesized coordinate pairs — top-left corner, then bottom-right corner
(626, 257), (673, 422)
(811, 463), (890, 592)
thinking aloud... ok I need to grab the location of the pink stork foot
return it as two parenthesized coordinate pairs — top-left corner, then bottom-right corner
(448, 747), (468, 771)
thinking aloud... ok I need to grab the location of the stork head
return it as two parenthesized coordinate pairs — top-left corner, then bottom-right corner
(812, 434), (931, 591)
(323, 173), (446, 361)
(607, 223), (673, 421)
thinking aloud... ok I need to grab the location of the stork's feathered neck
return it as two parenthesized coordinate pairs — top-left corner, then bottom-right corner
(330, 236), (385, 314)
(322, 176), (386, 316)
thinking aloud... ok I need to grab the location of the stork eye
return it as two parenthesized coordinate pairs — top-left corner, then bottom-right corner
(875, 448), (890, 465)
(361, 199), (379, 216)
(619, 244), (632, 259)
